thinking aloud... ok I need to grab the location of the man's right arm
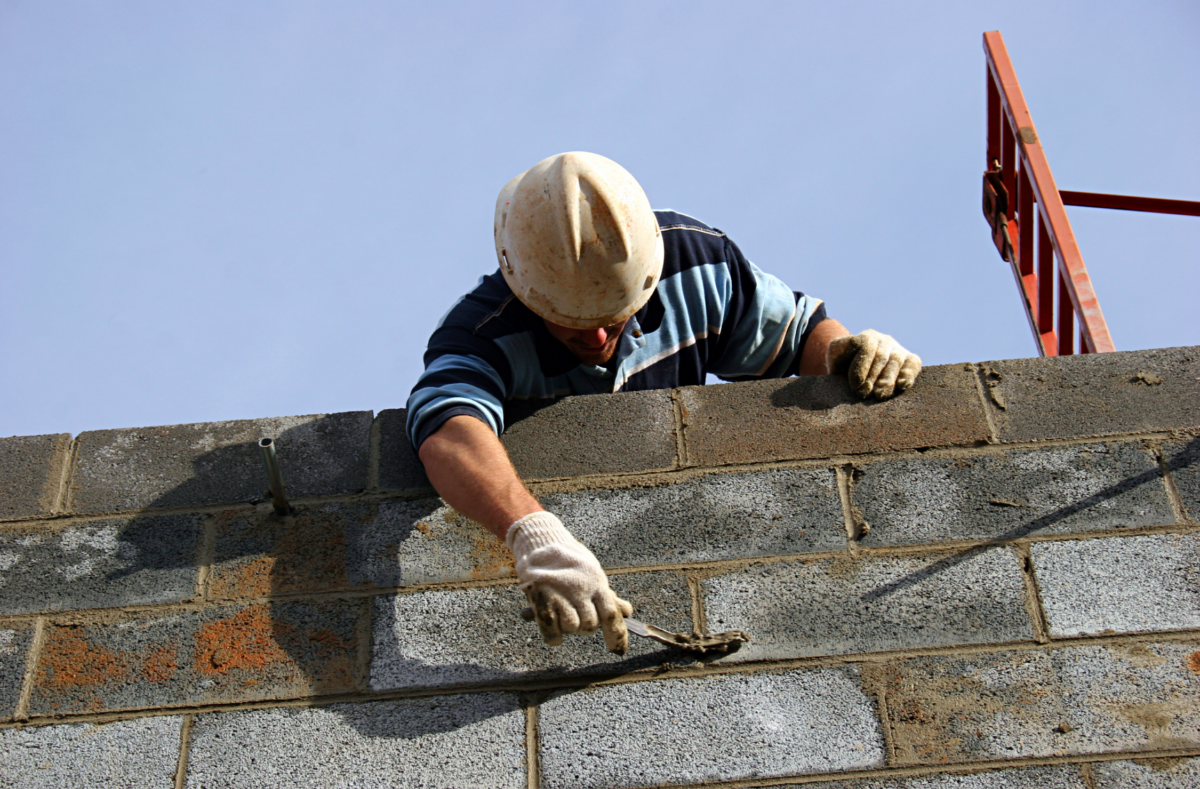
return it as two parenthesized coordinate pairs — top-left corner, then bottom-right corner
(417, 414), (542, 541)
(417, 414), (632, 653)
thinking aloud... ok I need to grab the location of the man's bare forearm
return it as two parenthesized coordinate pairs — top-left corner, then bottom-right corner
(417, 414), (542, 540)
(798, 317), (851, 376)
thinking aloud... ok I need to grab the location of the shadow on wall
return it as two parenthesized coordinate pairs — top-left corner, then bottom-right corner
(862, 434), (1200, 602)
(106, 416), (529, 740)
(100, 414), (628, 738)
(97, 417), (1198, 739)
(768, 374), (880, 411)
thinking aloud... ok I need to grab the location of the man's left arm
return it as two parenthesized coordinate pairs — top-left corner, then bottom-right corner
(798, 318), (922, 400)
(708, 235), (921, 398)
(797, 317), (850, 376)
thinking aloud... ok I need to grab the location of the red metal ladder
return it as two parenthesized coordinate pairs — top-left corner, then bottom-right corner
(983, 31), (1200, 356)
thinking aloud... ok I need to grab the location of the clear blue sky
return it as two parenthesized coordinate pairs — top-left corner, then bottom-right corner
(2, 1), (1197, 437)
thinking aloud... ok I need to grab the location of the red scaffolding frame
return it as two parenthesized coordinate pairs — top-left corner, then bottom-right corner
(984, 31), (1111, 356)
(983, 32), (1200, 357)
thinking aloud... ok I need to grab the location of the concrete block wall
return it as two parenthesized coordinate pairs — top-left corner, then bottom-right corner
(1, 345), (1198, 788)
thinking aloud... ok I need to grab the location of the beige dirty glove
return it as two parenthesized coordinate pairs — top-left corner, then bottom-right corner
(506, 511), (633, 655)
(826, 329), (922, 400)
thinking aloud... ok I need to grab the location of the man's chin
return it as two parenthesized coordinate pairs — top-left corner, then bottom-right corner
(572, 347), (617, 365)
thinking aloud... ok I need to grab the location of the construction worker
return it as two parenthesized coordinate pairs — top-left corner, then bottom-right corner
(407, 152), (921, 656)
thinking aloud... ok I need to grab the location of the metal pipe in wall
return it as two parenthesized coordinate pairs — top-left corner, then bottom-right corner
(258, 437), (290, 516)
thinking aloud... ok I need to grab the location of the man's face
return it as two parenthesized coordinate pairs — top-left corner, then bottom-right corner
(544, 318), (629, 365)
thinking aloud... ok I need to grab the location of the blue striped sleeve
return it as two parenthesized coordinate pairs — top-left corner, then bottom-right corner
(709, 241), (825, 380)
(406, 353), (508, 448)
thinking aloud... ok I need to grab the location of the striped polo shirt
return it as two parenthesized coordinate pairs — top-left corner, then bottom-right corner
(406, 211), (827, 449)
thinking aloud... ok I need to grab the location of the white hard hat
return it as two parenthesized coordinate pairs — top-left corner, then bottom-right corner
(494, 152), (664, 330)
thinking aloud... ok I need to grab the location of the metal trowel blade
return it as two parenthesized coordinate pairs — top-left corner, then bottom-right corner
(518, 607), (749, 656)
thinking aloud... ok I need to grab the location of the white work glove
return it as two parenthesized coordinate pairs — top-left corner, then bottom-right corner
(826, 329), (922, 400)
(506, 511), (633, 655)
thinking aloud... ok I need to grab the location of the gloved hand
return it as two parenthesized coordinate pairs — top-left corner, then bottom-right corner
(506, 511), (633, 655)
(826, 329), (922, 400)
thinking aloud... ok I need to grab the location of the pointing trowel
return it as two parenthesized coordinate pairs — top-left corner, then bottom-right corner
(519, 606), (749, 656)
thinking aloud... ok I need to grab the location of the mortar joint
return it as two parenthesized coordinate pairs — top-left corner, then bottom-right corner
(13, 616), (47, 723)
(1153, 442), (1196, 526)
(669, 388), (690, 469)
(367, 412), (383, 492)
(969, 363), (1002, 444)
(1013, 542), (1051, 644)
(51, 435), (81, 517)
(174, 714), (194, 789)
(523, 693), (542, 789)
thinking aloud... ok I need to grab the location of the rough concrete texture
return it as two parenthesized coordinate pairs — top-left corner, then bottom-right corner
(543, 467), (846, 566)
(185, 694), (526, 789)
(704, 548), (1032, 662)
(538, 667), (885, 788)
(374, 407), (432, 492)
(210, 498), (517, 596)
(0, 514), (204, 615)
(28, 600), (360, 715)
(679, 364), (991, 467)
(1163, 435), (1200, 521)
(9, 345), (1200, 789)
(0, 716), (182, 788)
(878, 639), (1200, 765)
(210, 501), (377, 599)
(69, 411), (372, 514)
(854, 442), (1174, 547)
(1092, 757), (1200, 788)
(0, 626), (34, 721)
(0, 433), (72, 521)
(1031, 533), (1200, 637)
(978, 346), (1200, 442)
(344, 498), (515, 588)
(769, 764), (1087, 788)
(347, 469), (845, 591)
(371, 571), (695, 690)
(501, 389), (677, 479)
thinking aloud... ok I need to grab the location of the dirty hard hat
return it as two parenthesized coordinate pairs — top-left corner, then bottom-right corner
(494, 152), (664, 330)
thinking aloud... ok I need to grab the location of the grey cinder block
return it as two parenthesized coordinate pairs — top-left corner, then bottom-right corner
(185, 695), (526, 789)
(370, 571), (695, 691)
(853, 442), (1174, 547)
(28, 599), (360, 715)
(343, 498), (515, 589)
(502, 389), (677, 479)
(70, 411), (372, 514)
(374, 408), (431, 492)
(348, 468), (844, 593)
(537, 668), (885, 789)
(543, 467), (846, 566)
(978, 346), (1200, 442)
(679, 363), (991, 467)
(0, 626), (35, 721)
(0, 717), (182, 789)
(210, 500), (384, 598)
(1163, 435), (1200, 521)
(0, 513), (204, 615)
(1031, 533), (1200, 637)
(0, 433), (71, 521)
(703, 548), (1033, 661)
(881, 640), (1200, 765)
(210, 498), (517, 597)
(1091, 757), (1200, 788)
